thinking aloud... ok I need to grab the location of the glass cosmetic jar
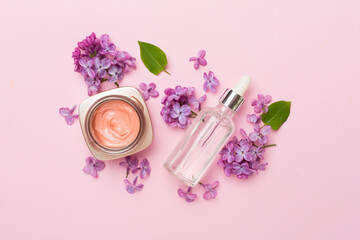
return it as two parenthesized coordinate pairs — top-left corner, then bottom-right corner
(79, 87), (153, 160)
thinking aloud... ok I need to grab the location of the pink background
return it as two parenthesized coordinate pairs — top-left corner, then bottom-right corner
(1, 0), (359, 239)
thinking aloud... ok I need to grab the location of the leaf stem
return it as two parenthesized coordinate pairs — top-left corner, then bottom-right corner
(164, 70), (171, 75)
(115, 82), (119, 88)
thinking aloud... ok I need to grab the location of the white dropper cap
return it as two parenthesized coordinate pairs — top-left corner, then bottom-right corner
(233, 75), (251, 96)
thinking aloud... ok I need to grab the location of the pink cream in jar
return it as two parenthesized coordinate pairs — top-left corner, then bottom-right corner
(79, 87), (153, 161)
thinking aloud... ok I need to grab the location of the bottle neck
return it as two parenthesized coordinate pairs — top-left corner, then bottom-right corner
(216, 103), (236, 118)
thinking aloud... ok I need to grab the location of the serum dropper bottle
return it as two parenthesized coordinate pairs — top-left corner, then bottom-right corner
(164, 76), (251, 186)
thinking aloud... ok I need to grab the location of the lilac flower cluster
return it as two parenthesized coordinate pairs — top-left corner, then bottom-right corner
(161, 86), (207, 128)
(119, 156), (151, 194)
(178, 180), (219, 203)
(72, 32), (136, 96)
(218, 94), (274, 179)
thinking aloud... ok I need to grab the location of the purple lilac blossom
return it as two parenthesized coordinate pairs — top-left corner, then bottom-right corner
(178, 187), (197, 202)
(85, 77), (101, 96)
(72, 32), (136, 94)
(251, 94), (272, 114)
(99, 34), (117, 56)
(249, 124), (271, 145)
(170, 102), (192, 126)
(119, 156), (139, 177)
(124, 176), (144, 194)
(201, 181), (219, 200)
(139, 158), (151, 179)
(189, 50), (207, 70)
(83, 156), (105, 178)
(93, 57), (111, 78)
(79, 58), (95, 78)
(160, 85), (207, 129)
(203, 71), (219, 93)
(59, 105), (78, 125)
(115, 51), (136, 72)
(139, 82), (159, 100)
(108, 65), (123, 83)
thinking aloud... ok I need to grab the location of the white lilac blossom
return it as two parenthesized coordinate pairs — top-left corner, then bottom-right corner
(203, 71), (220, 93)
(59, 105), (78, 125)
(83, 156), (105, 178)
(218, 94), (275, 179)
(72, 32), (136, 95)
(189, 50), (207, 70)
(160, 85), (207, 129)
(139, 82), (159, 101)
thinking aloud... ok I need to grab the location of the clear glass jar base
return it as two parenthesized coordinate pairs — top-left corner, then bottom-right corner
(163, 164), (197, 187)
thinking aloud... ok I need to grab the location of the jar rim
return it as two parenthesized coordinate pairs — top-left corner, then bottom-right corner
(84, 95), (145, 154)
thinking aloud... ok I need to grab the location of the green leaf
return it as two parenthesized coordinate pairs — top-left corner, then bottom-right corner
(261, 101), (291, 130)
(138, 41), (170, 75)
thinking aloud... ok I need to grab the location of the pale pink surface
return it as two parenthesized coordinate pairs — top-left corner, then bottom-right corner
(0, 0), (359, 239)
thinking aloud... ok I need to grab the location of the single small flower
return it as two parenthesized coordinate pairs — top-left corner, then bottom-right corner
(85, 77), (101, 96)
(79, 58), (95, 78)
(189, 50), (207, 70)
(252, 146), (265, 159)
(200, 181), (219, 200)
(93, 57), (111, 78)
(247, 114), (261, 124)
(139, 82), (159, 101)
(108, 65), (123, 83)
(99, 34), (117, 56)
(119, 156), (139, 177)
(59, 105), (78, 125)
(234, 141), (253, 162)
(249, 125), (271, 145)
(217, 159), (233, 177)
(139, 158), (151, 179)
(203, 71), (219, 93)
(251, 94), (272, 114)
(232, 162), (254, 179)
(221, 141), (236, 163)
(250, 161), (268, 171)
(167, 86), (188, 102)
(170, 102), (191, 126)
(83, 156), (105, 178)
(115, 51), (136, 72)
(188, 94), (207, 110)
(124, 176), (144, 194)
(178, 187), (197, 202)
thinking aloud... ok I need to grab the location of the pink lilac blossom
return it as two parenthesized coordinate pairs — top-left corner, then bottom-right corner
(189, 50), (207, 70)
(203, 71), (219, 93)
(83, 156), (105, 178)
(59, 105), (78, 125)
(139, 82), (159, 101)
(72, 32), (136, 96)
(218, 94), (274, 179)
(161, 85), (207, 129)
